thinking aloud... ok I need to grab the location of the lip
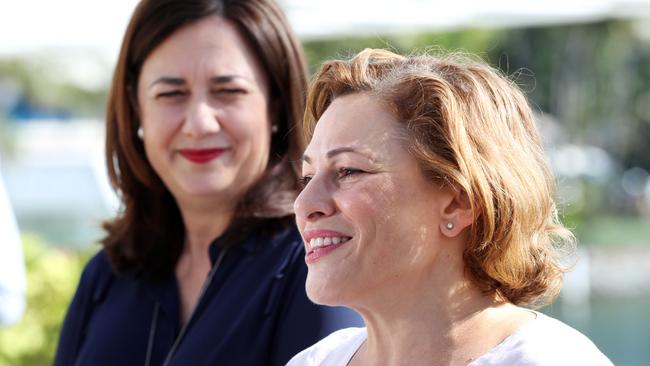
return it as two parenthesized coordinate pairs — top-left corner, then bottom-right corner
(302, 229), (352, 264)
(179, 148), (227, 164)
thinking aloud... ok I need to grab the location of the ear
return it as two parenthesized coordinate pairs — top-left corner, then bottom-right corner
(439, 187), (474, 238)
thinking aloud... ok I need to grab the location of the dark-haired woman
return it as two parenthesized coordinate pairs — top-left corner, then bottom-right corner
(54, 1), (360, 365)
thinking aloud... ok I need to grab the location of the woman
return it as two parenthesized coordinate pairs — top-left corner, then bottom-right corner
(54, 1), (361, 365)
(289, 49), (612, 365)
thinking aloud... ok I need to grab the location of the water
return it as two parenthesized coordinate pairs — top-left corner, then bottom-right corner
(543, 295), (650, 366)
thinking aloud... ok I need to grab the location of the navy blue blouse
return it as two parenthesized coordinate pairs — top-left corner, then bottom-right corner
(54, 226), (362, 365)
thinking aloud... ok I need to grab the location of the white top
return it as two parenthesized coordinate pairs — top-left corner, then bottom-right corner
(287, 312), (614, 366)
(0, 168), (26, 326)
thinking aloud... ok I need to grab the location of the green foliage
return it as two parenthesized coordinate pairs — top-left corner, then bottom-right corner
(489, 21), (646, 158)
(0, 234), (91, 366)
(0, 117), (15, 154)
(303, 28), (502, 74)
(0, 58), (108, 118)
(303, 20), (650, 225)
(574, 215), (650, 246)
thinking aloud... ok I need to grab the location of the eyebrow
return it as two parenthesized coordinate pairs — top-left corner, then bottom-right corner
(148, 75), (244, 89)
(209, 75), (240, 84)
(302, 146), (375, 164)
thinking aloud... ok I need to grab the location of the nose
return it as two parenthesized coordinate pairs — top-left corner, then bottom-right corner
(182, 97), (221, 137)
(294, 175), (336, 223)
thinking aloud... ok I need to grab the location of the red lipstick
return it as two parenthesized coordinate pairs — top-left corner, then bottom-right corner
(179, 148), (226, 164)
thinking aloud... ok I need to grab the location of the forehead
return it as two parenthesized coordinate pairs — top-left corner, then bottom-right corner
(305, 93), (405, 157)
(139, 16), (262, 81)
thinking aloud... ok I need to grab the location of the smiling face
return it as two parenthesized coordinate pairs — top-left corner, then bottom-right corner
(137, 16), (272, 210)
(294, 93), (454, 306)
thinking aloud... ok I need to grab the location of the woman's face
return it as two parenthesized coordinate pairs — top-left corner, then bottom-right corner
(137, 16), (272, 209)
(295, 93), (452, 306)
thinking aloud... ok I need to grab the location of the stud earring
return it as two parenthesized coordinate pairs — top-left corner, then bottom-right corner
(271, 125), (278, 134)
(446, 222), (454, 230)
(137, 127), (144, 139)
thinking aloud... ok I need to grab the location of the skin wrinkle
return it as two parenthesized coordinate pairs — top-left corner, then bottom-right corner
(293, 49), (580, 365)
(296, 93), (449, 309)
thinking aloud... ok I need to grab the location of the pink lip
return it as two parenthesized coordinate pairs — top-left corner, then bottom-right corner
(302, 229), (352, 264)
(179, 148), (226, 164)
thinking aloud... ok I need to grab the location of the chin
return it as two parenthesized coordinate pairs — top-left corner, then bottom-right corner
(178, 176), (235, 197)
(305, 271), (350, 307)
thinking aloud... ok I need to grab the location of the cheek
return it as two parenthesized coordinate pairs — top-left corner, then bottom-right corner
(230, 126), (270, 170)
(341, 179), (400, 224)
(342, 182), (418, 256)
(337, 185), (395, 240)
(222, 106), (271, 151)
(140, 103), (182, 147)
(226, 97), (271, 131)
(294, 215), (306, 238)
(143, 121), (178, 159)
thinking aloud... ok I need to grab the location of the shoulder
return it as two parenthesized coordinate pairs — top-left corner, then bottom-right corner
(54, 250), (117, 365)
(473, 312), (613, 366)
(75, 249), (116, 300)
(287, 327), (367, 366)
(82, 250), (114, 280)
(521, 312), (613, 364)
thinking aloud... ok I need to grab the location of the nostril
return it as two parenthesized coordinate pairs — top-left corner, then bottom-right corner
(307, 211), (325, 221)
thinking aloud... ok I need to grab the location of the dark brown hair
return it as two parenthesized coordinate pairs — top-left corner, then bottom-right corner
(305, 49), (575, 307)
(103, 0), (307, 278)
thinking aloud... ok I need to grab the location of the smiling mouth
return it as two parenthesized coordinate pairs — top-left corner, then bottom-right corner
(305, 236), (352, 263)
(309, 236), (351, 250)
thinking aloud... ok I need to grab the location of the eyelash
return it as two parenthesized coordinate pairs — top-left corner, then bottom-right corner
(156, 90), (186, 99)
(298, 175), (312, 188)
(156, 89), (246, 99)
(337, 167), (363, 179)
(216, 88), (246, 94)
(299, 167), (365, 189)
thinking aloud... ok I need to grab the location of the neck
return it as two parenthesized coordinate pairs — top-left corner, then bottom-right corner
(358, 296), (510, 366)
(350, 251), (531, 366)
(173, 199), (235, 327)
(179, 199), (235, 259)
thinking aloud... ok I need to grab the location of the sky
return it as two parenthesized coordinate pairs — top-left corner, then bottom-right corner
(2, 0), (650, 89)
(0, 1), (139, 58)
(3, 0), (650, 57)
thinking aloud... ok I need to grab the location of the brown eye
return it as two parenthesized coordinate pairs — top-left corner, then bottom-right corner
(337, 168), (364, 180)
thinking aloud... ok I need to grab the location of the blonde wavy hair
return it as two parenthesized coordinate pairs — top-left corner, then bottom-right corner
(304, 48), (575, 307)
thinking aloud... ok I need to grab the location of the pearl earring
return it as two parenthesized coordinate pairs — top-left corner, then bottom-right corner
(271, 125), (279, 134)
(446, 222), (454, 230)
(137, 127), (144, 139)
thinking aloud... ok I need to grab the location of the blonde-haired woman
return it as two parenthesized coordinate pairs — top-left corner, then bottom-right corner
(288, 49), (612, 365)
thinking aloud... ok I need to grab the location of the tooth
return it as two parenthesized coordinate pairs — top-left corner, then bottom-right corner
(332, 237), (341, 244)
(315, 237), (324, 248)
(323, 237), (332, 245)
(310, 238), (317, 248)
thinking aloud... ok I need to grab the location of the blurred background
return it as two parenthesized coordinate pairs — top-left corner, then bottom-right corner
(1, 0), (649, 364)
